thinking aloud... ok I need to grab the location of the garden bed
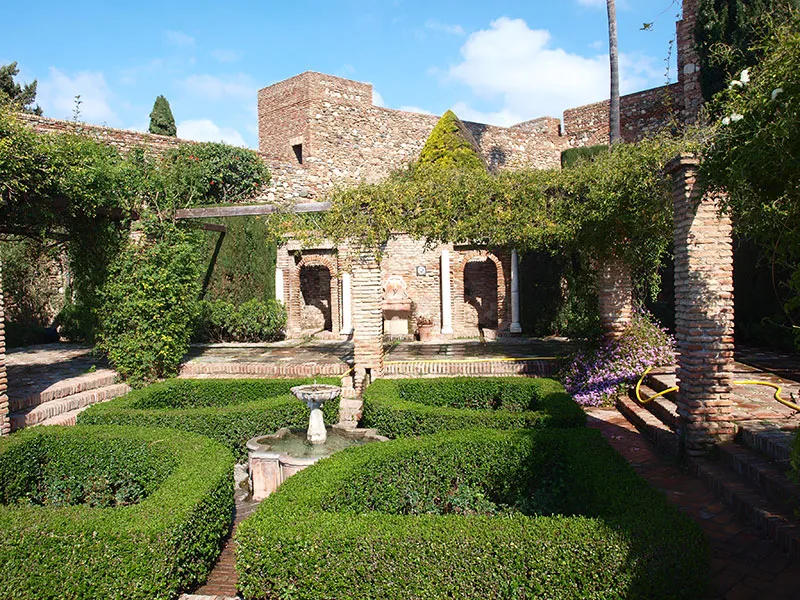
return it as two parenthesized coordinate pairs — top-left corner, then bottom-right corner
(236, 428), (708, 599)
(0, 425), (234, 599)
(362, 377), (585, 437)
(78, 378), (340, 458)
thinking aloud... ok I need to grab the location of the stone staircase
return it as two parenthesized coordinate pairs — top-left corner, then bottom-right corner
(618, 370), (800, 556)
(8, 369), (130, 431)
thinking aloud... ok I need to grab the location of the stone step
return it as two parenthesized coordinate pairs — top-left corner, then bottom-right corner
(736, 421), (795, 466)
(615, 394), (679, 458)
(8, 369), (118, 412)
(628, 383), (679, 431)
(717, 442), (800, 511)
(37, 406), (90, 427)
(690, 456), (800, 556)
(179, 362), (349, 379)
(645, 370), (679, 401)
(9, 383), (131, 431)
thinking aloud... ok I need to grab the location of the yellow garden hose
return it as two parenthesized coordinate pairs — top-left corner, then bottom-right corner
(635, 366), (800, 412)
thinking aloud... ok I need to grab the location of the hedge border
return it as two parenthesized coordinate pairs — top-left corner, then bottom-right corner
(235, 428), (708, 599)
(0, 425), (234, 600)
(361, 377), (585, 437)
(78, 378), (340, 459)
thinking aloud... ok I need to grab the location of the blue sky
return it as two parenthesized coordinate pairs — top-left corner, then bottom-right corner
(2, 0), (682, 148)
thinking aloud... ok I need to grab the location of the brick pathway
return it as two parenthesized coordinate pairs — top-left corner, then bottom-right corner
(587, 407), (800, 600)
(187, 494), (260, 599)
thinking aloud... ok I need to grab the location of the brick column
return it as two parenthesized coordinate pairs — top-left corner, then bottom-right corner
(0, 261), (9, 437)
(351, 250), (384, 394)
(668, 153), (735, 455)
(597, 255), (633, 340)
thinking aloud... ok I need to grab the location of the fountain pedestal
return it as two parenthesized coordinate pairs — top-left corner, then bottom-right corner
(290, 384), (341, 445)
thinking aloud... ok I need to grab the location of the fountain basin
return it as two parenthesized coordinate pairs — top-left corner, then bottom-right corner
(247, 425), (387, 501)
(290, 383), (342, 445)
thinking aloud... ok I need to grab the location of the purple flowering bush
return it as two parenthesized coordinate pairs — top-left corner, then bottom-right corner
(563, 308), (676, 406)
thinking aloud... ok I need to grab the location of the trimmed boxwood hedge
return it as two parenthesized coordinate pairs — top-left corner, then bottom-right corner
(0, 425), (234, 599)
(78, 378), (340, 458)
(236, 428), (708, 599)
(362, 377), (585, 437)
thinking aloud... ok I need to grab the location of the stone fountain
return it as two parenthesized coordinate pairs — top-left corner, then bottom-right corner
(246, 383), (387, 501)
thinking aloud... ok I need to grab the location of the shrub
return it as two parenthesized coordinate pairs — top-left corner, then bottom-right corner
(361, 377), (585, 438)
(236, 428), (708, 599)
(194, 298), (286, 343)
(97, 222), (204, 385)
(563, 307), (675, 406)
(78, 378), (341, 459)
(560, 144), (608, 169)
(0, 425), (234, 599)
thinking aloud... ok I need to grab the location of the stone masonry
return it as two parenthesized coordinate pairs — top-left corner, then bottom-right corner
(596, 256), (633, 341)
(563, 84), (682, 148)
(258, 72), (566, 185)
(668, 153), (735, 454)
(0, 262), (9, 437)
(677, 0), (703, 125)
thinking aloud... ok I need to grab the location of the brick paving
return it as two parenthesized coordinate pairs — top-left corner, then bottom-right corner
(588, 407), (800, 600)
(187, 495), (260, 599)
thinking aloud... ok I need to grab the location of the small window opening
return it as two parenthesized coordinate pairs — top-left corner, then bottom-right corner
(292, 143), (303, 164)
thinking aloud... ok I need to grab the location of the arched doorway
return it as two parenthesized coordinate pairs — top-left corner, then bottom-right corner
(463, 258), (498, 333)
(299, 264), (332, 332)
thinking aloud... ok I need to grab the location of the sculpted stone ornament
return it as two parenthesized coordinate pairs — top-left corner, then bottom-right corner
(382, 275), (413, 335)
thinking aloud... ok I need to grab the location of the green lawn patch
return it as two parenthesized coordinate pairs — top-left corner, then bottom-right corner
(0, 425), (234, 599)
(78, 378), (340, 459)
(362, 377), (585, 437)
(236, 428), (708, 599)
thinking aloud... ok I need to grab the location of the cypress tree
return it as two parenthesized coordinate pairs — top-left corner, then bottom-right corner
(148, 95), (177, 136)
(0, 62), (42, 115)
(695, 0), (800, 101)
(416, 110), (486, 172)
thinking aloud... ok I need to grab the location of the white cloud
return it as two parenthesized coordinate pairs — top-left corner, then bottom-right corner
(38, 68), (119, 124)
(165, 30), (195, 47)
(372, 89), (385, 107)
(445, 17), (663, 126)
(180, 74), (255, 101)
(398, 105), (434, 115)
(177, 119), (248, 147)
(211, 49), (241, 63)
(450, 102), (523, 127)
(425, 19), (465, 35)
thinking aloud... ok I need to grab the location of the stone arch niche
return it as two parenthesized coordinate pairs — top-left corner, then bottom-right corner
(289, 254), (340, 337)
(454, 250), (508, 338)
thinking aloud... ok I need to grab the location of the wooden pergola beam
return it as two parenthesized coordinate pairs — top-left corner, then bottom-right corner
(174, 202), (331, 219)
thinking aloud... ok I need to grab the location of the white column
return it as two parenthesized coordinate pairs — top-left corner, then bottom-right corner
(440, 249), (454, 335)
(275, 268), (284, 305)
(510, 250), (522, 333)
(340, 271), (353, 335)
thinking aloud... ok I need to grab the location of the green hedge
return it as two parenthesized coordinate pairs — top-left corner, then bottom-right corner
(0, 425), (234, 599)
(236, 428), (708, 599)
(362, 377), (585, 437)
(78, 378), (340, 459)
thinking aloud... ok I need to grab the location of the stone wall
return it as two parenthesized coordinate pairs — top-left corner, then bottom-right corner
(258, 71), (565, 186)
(668, 153), (735, 454)
(0, 262), (8, 437)
(562, 84), (682, 148)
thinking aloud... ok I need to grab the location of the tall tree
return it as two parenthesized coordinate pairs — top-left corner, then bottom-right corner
(0, 62), (42, 115)
(607, 0), (621, 145)
(148, 95), (177, 136)
(695, 0), (799, 101)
